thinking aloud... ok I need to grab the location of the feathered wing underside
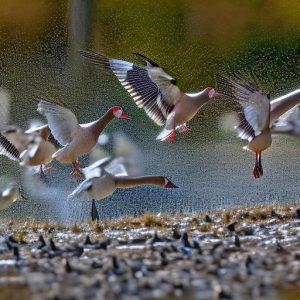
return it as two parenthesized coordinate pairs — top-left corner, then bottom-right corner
(19, 141), (40, 165)
(273, 104), (300, 130)
(105, 158), (128, 177)
(216, 74), (270, 138)
(235, 113), (256, 141)
(69, 178), (93, 198)
(81, 156), (111, 179)
(37, 97), (79, 146)
(112, 133), (144, 176)
(0, 88), (11, 130)
(0, 132), (20, 161)
(79, 50), (181, 126)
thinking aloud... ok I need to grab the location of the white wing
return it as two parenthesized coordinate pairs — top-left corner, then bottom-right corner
(216, 74), (270, 140)
(37, 97), (79, 146)
(0, 87), (11, 129)
(0, 132), (20, 161)
(79, 50), (181, 126)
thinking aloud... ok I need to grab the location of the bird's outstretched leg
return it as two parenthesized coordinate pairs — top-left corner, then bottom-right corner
(156, 111), (176, 142)
(253, 151), (263, 179)
(70, 161), (84, 177)
(43, 165), (56, 173)
(91, 199), (99, 221)
(35, 165), (44, 176)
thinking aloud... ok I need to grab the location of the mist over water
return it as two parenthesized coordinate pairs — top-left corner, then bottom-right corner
(0, 1), (299, 223)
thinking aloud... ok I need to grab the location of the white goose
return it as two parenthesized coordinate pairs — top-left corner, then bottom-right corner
(79, 50), (220, 142)
(216, 74), (272, 179)
(0, 89), (59, 173)
(37, 97), (131, 176)
(69, 135), (177, 202)
(69, 162), (177, 202)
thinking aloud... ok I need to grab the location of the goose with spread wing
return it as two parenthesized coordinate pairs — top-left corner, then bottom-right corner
(271, 104), (300, 136)
(69, 156), (177, 202)
(216, 74), (272, 179)
(0, 89), (59, 173)
(79, 50), (220, 142)
(37, 97), (131, 176)
(0, 130), (57, 173)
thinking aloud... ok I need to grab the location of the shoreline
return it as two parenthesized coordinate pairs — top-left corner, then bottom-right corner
(1, 202), (300, 299)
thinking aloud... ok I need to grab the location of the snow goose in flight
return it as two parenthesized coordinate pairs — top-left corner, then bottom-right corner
(216, 74), (272, 179)
(37, 97), (131, 176)
(79, 50), (220, 142)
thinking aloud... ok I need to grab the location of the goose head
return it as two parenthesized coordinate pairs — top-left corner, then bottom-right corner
(112, 106), (131, 120)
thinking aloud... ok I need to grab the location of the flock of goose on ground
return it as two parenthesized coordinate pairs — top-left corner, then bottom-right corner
(0, 50), (300, 211)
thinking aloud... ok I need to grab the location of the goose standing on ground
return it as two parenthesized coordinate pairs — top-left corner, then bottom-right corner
(37, 97), (131, 176)
(79, 50), (220, 142)
(69, 157), (178, 202)
(216, 74), (272, 179)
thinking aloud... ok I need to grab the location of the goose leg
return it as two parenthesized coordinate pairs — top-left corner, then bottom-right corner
(253, 151), (263, 179)
(157, 111), (176, 142)
(43, 165), (56, 173)
(70, 161), (84, 177)
(91, 199), (99, 221)
(35, 165), (44, 176)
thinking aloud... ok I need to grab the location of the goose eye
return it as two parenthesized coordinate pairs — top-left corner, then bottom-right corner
(171, 79), (177, 85)
(267, 93), (271, 100)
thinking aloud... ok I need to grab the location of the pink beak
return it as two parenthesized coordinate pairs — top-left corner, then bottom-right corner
(164, 178), (178, 188)
(207, 88), (222, 99)
(120, 112), (131, 120)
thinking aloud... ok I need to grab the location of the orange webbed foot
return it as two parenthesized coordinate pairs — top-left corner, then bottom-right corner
(163, 130), (176, 143)
(70, 169), (84, 178)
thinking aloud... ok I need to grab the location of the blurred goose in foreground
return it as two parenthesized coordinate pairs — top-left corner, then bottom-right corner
(0, 130), (57, 174)
(271, 104), (300, 136)
(79, 50), (221, 142)
(69, 158), (177, 202)
(270, 89), (300, 126)
(69, 134), (177, 202)
(89, 132), (144, 177)
(0, 186), (27, 210)
(0, 89), (59, 174)
(216, 74), (272, 179)
(219, 89), (300, 137)
(37, 97), (131, 176)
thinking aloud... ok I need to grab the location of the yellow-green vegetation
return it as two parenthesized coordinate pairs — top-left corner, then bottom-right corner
(1, 202), (297, 241)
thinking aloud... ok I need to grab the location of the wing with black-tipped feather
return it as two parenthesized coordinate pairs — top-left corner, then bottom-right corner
(79, 50), (181, 126)
(216, 74), (270, 138)
(37, 97), (79, 146)
(0, 132), (20, 161)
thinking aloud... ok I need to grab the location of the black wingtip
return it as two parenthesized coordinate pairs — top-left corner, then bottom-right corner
(0, 132), (20, 161)
(132, 52), (160, 68)
(36, 96), (66, 107)
(79, 49), (110, 68)
(236, 112), (256, 141)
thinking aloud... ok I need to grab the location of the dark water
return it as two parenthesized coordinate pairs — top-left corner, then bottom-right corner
(0, 0), (299, 222)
